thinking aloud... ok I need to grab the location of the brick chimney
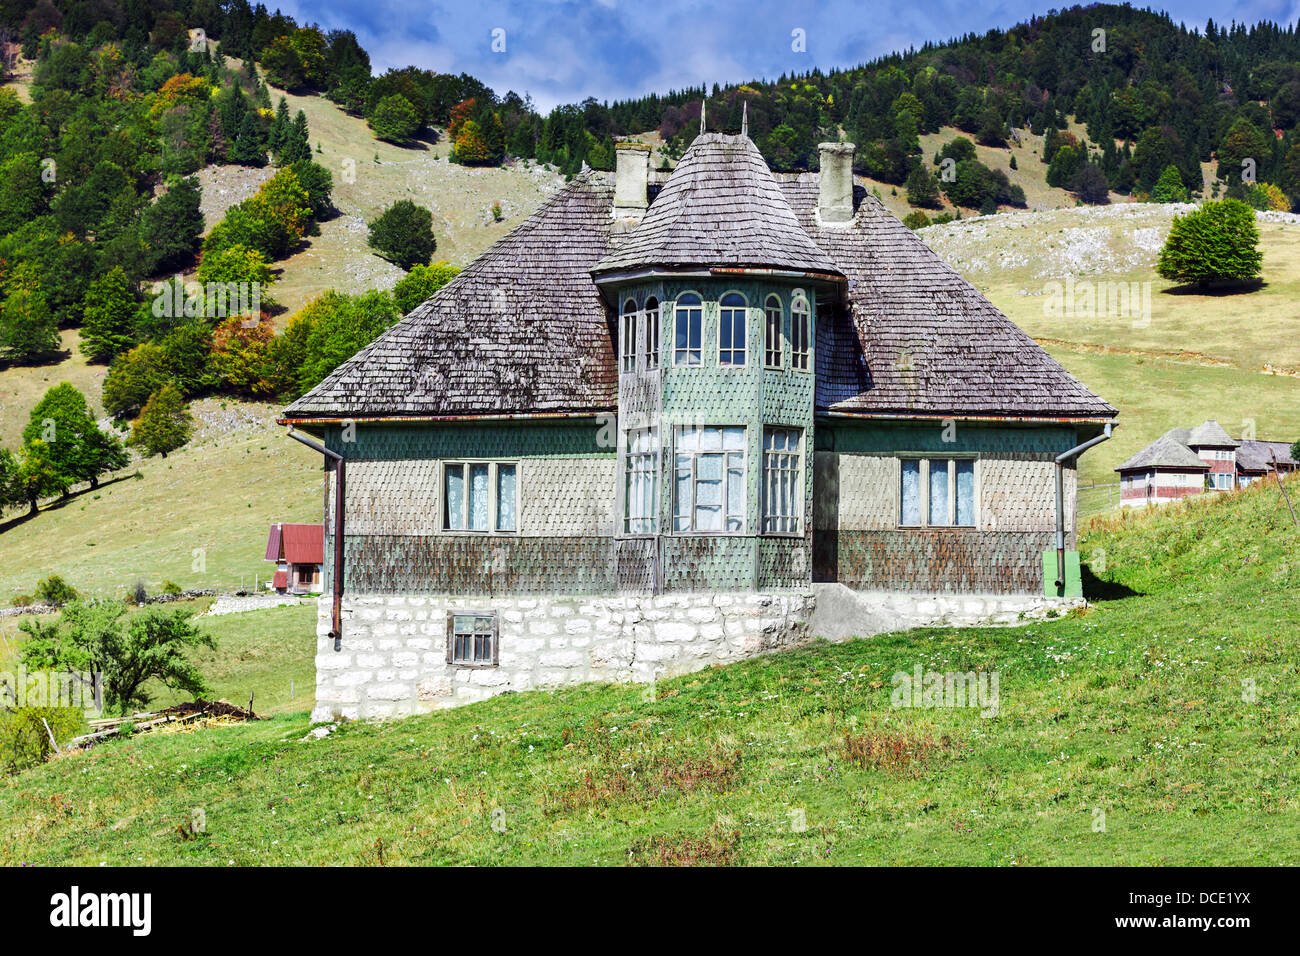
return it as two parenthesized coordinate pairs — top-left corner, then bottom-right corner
(613, 142), (651, 226)
(818, 142), (856, 225)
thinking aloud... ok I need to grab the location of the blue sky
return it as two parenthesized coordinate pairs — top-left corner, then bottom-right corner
(275, 1), (1300, 110)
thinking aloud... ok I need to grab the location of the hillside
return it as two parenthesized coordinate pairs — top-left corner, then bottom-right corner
(918, 204), (1300, 512)
(0, 399), (319, 604)
(2, 477), (1296, 865)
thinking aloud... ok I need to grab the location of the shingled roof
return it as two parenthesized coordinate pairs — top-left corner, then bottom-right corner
(1186, 420), (1239, 448)
(1115, 430), (1211, 471)
(283, 135), (1115, 423)
(1235, 439), (1295, 472)
(592, 133), (841, 279)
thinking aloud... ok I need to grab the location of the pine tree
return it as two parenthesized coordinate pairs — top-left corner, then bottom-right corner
(1150, 164), (1188, 202)
(267, 97), (290, 158)
(230, 111), (266, 166)
(79, 268), (138, 364)
(129, 385), (192, 458)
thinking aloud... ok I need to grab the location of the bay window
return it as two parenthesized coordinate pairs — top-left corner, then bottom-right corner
(623, 429), (658, 535)
(762, 427), (802, 534)
(673, 425), (745, 532)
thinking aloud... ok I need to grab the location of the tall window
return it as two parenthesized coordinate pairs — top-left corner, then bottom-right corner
(764, 294), (783, 368)
(762, 428), (802, 533)
(624, 429), (658, 534)
(674, 293), (702, 366)
(620, 299), (637, 373)
(791, 292), (811, 370)
(673, 426), (745, 532)
(644, 297), (659, 369)
(443, 461), (518, 532)
(900, 458), (975, 527)
(719, 292), (747, 366)
(447, 611), (498, 667)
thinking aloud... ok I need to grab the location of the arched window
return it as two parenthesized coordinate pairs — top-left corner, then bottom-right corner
(644, 297), (659, 369)
(674, 293), (702, 366)
(620, 298), (637, 373)
(764, 294), (783, 368)
(791, 291), (811, 371)
(719, 292), (747, 366)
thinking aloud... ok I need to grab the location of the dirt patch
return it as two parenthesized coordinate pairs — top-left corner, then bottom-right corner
(156, 699), (259, 720)
(840, 727), (958, 777)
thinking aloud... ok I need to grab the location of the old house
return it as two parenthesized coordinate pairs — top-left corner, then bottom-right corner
(265, 523), (324, 594)
(280, 132), (1116, 721)
(1116, 420), (1295, 505)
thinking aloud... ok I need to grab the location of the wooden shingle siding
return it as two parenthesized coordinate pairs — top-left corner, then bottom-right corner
(814, 530), (1056, 594)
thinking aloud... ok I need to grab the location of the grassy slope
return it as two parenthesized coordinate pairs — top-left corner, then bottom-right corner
(1, 478), (1296, 865)
(0, 600), (318, 718)
(919, 205), (1300, 512)
(0, 399), (319, 603)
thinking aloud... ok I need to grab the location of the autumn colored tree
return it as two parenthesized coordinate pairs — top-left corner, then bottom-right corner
(208, 317), (277, 395)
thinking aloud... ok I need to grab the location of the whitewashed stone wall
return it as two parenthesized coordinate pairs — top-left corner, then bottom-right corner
(311, 590), (815, 721)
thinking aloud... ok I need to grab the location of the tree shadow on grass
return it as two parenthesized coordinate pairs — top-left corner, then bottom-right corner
(1081, 562), (1143, 602)
(1160, 279), (1267, 296)
(0, 471), (142, 536)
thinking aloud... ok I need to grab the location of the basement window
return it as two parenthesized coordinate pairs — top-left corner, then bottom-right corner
(446, 611), (498, 667)
(443, 461), (518, 533)
(900, 458), (976, 528)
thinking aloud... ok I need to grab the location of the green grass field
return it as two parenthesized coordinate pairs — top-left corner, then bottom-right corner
(0, 400), (319, 603)
(1, 477), (1295, 866)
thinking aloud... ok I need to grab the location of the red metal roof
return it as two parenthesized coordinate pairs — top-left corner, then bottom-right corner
(264, 524), (282, 562)
(280, 523), (323, 565)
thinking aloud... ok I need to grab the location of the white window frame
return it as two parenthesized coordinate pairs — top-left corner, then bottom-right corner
(446, 610), (499, 668)
(718, 291), (747, 367)
(762, 427), (803, 535)
(620, 298), (637, 374)
(764, 294), (783, 368)
(899, 456), (977, 528)
(674, 292), (703, 366)
(791, 290), (811, 371)
(623, 428), (659, 535)
(672, 425), (746, 534)
(644, 296), (660, 370)
(441, 460), (519, 534)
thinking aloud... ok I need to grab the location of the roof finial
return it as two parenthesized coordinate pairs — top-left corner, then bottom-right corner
(741, 101), (748, 137)
(699, 99), (706, 136)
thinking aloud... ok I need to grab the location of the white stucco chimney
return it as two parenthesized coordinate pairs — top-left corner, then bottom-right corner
(818, 141), (856, 225)
(613, 142), (651, 225)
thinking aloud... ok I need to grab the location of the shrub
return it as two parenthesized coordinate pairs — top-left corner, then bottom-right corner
(1150, 164), (1188, 203)
(367, 199), (436, 270)
(391, 262), (460, 314)
(902, 210), (932, 230)
(128, 385), (193, 458)
(1157, 198), (1263, 287)
(0, 707), (88, 776)
(369, 94), (419, 144)
(34, 574), (79, 607)
(20, 600), (214, 715)
(162, 581), (182, 597)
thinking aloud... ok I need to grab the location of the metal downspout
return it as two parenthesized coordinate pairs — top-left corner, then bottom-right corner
(289, 429), (345, 651)
(1054, 423), (1114, 589)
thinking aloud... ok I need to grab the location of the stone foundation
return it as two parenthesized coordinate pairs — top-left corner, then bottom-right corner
(311, 591), (815, 722)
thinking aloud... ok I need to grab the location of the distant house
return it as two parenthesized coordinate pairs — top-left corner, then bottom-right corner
(264, 523), (324, 594)
(1116, 421), (1295, 506)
